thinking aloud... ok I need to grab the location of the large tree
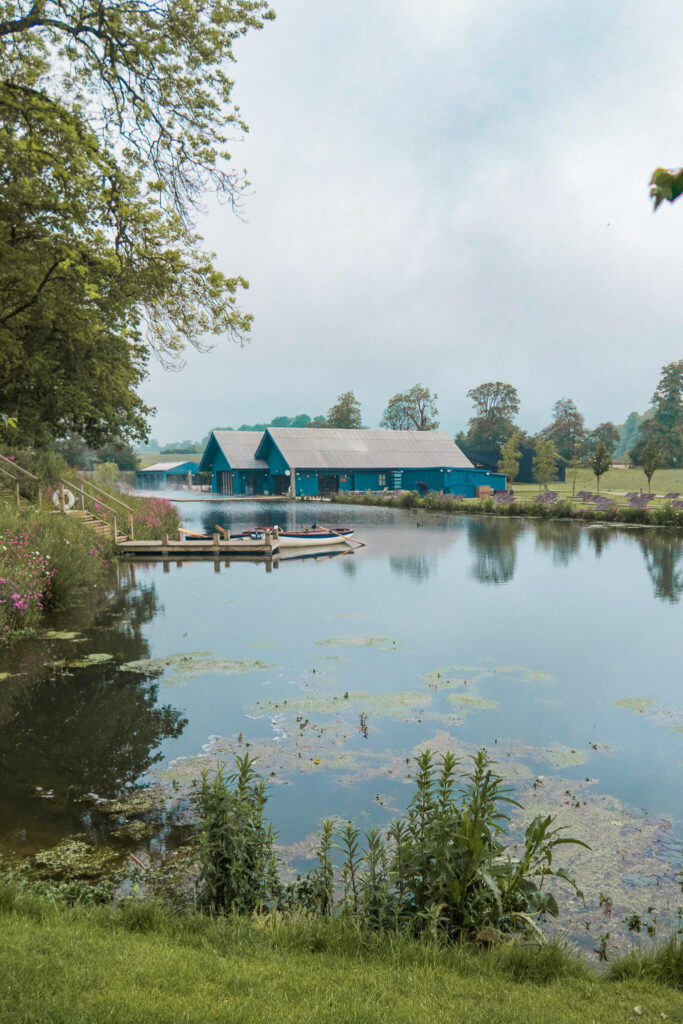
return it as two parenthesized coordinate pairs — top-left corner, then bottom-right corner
(632, 360), (683, 468)
(540, 398), (585, 461)
(464, 382), (519, 449)
(582, 421), (620, 460)
(326, 392), (362, 429)
(381, 385), (438, 431)
(0, 0), (273, 444)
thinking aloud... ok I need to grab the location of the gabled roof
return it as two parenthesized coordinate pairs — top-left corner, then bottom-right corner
(139, 461), (198, 473)
(201, 430), (269, 472)
(256, 429), (474, 470)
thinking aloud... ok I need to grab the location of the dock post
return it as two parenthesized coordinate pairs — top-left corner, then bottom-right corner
(213, 532), (220, 551)
(265, 529), (273, 554)
(224, 528), (230, 541)
(265, 558), (272, 573)
(162, 532), (169, 555)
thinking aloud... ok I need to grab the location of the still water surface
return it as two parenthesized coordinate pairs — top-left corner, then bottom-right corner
(1, 502), (681, 936)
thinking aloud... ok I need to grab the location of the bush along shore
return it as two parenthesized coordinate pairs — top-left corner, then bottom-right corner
(1, 751), (681, 1022)
(0, 491), (180, 645)
(332, 490), (683, 528)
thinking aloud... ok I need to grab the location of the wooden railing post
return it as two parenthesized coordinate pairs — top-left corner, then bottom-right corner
(58, 482), (65, 513)
(128, 512), (134, 540)
(14, 481), (20, 509)
(111, 515), (117, 542)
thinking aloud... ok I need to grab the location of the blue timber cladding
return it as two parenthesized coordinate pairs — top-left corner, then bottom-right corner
(199, 428), (507, 497)
(135, 461), (199, 490)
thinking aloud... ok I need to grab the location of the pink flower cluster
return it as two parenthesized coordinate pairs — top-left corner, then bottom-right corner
(0, 528), (56, 640)
(134, 497), (180, 538)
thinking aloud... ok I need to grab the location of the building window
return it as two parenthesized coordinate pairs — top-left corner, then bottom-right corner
(378, 473), (387, 487)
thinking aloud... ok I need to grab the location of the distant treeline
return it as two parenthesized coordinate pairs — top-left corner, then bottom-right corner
(139, 360), (683, 472)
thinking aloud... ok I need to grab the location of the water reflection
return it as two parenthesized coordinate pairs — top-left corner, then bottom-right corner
(636, 531), (683, 604)
(389, 554), (434, 582)
(0, 570), (186, 854)
(466, 518), (523, 585)
(534, 520), (582, 567)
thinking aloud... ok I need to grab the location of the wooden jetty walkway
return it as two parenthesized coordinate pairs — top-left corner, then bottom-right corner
(117, 532), (280, 560)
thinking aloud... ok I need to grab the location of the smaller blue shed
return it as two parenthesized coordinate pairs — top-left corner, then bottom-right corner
(135, 460), (199, 490)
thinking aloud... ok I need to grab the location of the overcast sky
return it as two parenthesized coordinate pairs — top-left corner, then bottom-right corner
(140, 0), (683, 444)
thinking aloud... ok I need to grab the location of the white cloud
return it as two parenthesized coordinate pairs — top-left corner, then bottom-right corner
(141, 0), (683, 442)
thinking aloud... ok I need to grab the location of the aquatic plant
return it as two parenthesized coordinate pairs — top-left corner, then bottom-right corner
(195, 755), (280, 914)
(194, 750), (588, 942)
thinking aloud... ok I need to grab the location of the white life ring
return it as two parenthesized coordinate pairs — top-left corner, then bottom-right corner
(52, 488), (75, 511)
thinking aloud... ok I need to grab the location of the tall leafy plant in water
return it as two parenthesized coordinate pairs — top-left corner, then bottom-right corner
(196, 755), (280, 914)
(317, 750), (587, 940)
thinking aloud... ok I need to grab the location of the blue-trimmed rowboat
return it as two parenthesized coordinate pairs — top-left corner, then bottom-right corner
(179, 525), (355, 548)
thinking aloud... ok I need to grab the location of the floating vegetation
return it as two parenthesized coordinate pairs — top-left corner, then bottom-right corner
(334, 612), (363, 619)
(248, 641), (276, 649)
(423, 663), (552, 690)
(65, 652), (114, 669)
(32, 837), (121, 880)
(613, 698), (657, 714)
(544, 743), (588, 768)
(40, 630), (85, 642)
(423, 667), (468, 690)
(614, 698), (683, 731)
(446, 693), (499, 715)
(315, 635), (400, 651)
(0, 671), (11, 681)
(251, 689), (431, 721)
(119, 651), (275, 686)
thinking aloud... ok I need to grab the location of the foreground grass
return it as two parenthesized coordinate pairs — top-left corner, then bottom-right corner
(0, 896), (681, 1024)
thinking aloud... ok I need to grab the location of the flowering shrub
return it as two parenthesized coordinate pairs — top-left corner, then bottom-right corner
(127, 496), (182, 540)
(0, 506), (112, 644)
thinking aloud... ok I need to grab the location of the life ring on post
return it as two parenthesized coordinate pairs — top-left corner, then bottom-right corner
(52, 488), (75, 511)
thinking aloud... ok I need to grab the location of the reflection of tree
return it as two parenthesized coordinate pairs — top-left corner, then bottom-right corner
(338, 556), (358, 577)
(0, 578), (186, 849)
(635, 532), (683, 604)
(534, 520), (582, 567)
(467, 518), (523, 585)
(584, 527), (617, 559)
(389, 554), (433, 582)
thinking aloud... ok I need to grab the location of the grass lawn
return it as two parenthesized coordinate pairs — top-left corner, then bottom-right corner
(512, 467), (683, 499)
(0, 900), (681, 1024)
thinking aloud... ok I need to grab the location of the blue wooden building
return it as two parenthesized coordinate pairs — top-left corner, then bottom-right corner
(197, 431), (271, 495)
(199, 428), (505, 497)
(135, 460), (199, 490)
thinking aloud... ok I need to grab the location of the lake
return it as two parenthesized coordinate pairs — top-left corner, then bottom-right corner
(1, 501), (681, 947)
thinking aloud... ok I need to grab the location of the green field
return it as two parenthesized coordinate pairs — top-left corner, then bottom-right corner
(0, 897), (681, 1024)
(512, 467), (683, 499)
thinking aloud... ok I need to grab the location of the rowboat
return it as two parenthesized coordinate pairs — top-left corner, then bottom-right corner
(179, 525), (356, 548)
(273, 527), (355, 548)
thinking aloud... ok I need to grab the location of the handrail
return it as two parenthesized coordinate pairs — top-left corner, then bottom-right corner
(58, 478), (122, 521)
(78, 476), (135, 515)
(0, 452), (39, 481)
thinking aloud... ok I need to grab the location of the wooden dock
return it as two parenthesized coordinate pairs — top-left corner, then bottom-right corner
(117, 534), (280, 560)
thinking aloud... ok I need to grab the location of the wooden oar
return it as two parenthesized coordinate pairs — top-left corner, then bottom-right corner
(318, 524), (366, 548)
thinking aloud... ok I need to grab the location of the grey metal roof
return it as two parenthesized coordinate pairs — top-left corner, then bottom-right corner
(212, 431), (269, 471)
(139, 461), (196, 473)
(265, 429), (474, 470)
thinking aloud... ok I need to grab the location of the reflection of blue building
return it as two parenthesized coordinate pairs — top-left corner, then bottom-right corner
(199, 428), (506, 497)
(135, 460), (199, 490)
